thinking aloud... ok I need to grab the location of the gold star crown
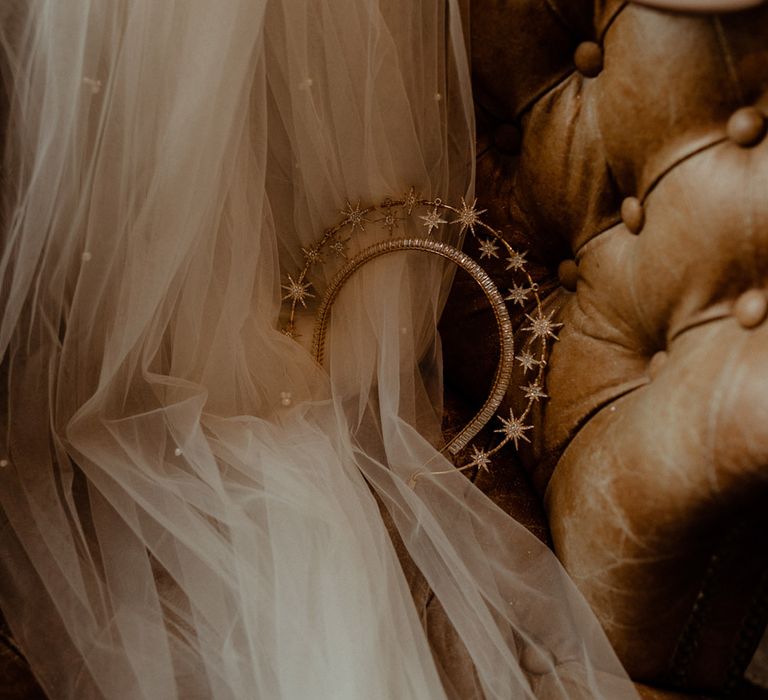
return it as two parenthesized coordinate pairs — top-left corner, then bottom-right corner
(280, 188), (561, 482)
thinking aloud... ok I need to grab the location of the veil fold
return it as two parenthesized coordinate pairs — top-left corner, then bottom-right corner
(0, 1), (639, 698)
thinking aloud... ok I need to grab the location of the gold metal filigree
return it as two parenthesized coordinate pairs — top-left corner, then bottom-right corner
(278, 190), (558, 482)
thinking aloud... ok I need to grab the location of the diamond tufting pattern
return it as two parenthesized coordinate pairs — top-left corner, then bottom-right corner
(442, 0), (768, 694)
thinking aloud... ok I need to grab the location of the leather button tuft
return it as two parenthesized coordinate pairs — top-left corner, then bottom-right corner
(494, 123), (521, 155)
(621, 197), (644, 234)
(574, 42), (603, 78)
(726, 107), (766, 148)
(558, 259), (578, 292)
(734, 289), (768, 328)
(648, 351), (667, 380)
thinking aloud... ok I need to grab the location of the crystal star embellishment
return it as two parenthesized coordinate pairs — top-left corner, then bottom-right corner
(281, 323), (299, 339)
(402, 187), (420, 215)
(341, 200), (368, 232)
(505, 249), (527, 271)
(516, 350), (540, 372)
(523, 310), (562, 341)
(281, 274), (314, 308)
(376, 208), (401, 235)
(495, 409), (533, 449)
(452, 197), (487, 235)
(505, 282), (530, 306)
(469, 445), (492, 473)
(478, 238), (499, 259)
(329, 235), (350, 259)
(522, 382), (547, 402)
(301, 245), (324, 265)
(419, 206), (447, 236)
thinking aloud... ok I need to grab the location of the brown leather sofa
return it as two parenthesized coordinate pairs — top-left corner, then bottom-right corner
(442, 0), (768, 697)
(2, 1), (768, 698)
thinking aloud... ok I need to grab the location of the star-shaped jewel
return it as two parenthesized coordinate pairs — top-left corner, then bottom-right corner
(328, 235), (350, 259)
(452, 197), (487, 235)
(515, 350), (540, 372)
(505, 249), (528, 271)
(477, 238), (499, 259)
(522, 310), (562, 341)
(522, 382), (547, 402)
(376, 208), (401, 235)
(419, 206), (447, 236)
(403, 187), (420, 215)
(505, 282), (530, 306)
(477, 238), (499, 260)
(281, 274), (314, 308)
(341, 200), (368, 232)
(495, 410), (533, 449)
(469, 445), (492, 473)
(301, 245), (324, 265)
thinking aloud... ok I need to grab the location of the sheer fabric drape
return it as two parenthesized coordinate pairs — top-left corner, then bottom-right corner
(0, 1), (638, 698)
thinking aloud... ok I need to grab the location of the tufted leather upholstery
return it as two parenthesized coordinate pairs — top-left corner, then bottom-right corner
(442, 0), (768, 696)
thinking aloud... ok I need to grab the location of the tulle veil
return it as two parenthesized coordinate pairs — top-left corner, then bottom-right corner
(0, 1), (639, 698)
